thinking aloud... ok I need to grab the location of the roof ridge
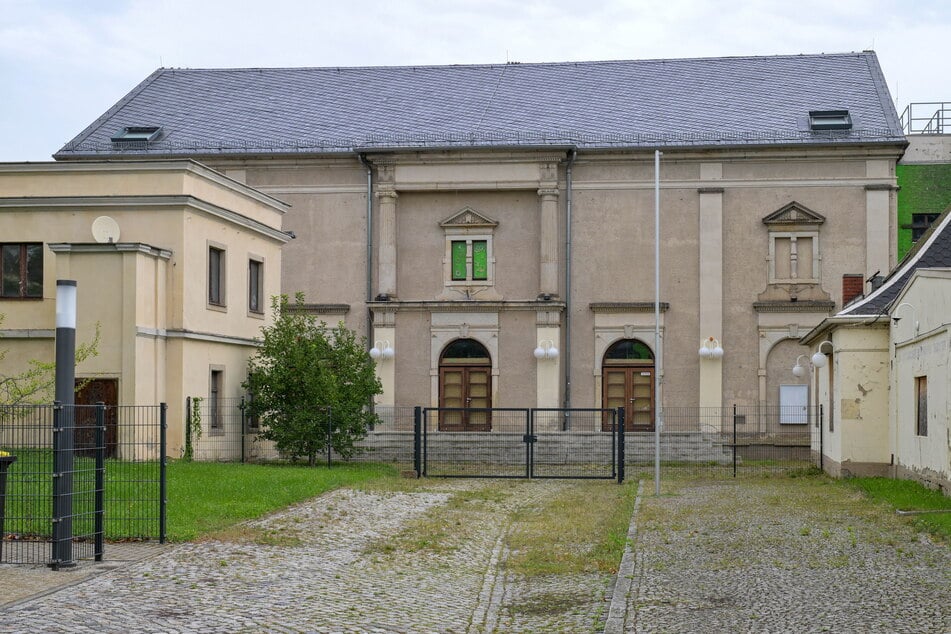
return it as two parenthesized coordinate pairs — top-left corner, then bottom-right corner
(149, 51), (876, 74)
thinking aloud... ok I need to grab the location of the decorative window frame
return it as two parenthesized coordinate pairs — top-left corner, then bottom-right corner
(762, 202), (825, 285)
(439, 207), (499, 295)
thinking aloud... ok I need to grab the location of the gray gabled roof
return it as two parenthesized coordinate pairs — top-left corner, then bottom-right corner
(840, 206), (951, 317)
(55, 52), (905, 159)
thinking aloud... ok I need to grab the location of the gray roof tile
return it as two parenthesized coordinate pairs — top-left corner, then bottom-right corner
(840, 206), (951, 317)
(55, 52), (905, 158)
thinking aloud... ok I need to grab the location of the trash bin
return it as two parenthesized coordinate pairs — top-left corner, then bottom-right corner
(0, 454), (16, 562)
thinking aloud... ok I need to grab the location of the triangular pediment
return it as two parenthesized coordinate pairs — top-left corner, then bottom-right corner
(762, 201), (826, 226)
(440, 207), (498, 229)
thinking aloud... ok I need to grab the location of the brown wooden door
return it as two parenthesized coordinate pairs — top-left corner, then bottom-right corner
(74, 379), (119, 458)
(602, 367), (654, 431)
(439, 366), (491, 431)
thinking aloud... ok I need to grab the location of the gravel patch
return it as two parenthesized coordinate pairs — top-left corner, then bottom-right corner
(625, 478), (951, 633)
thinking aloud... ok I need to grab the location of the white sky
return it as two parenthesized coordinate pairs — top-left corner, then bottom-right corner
(1, 0), (949, 161)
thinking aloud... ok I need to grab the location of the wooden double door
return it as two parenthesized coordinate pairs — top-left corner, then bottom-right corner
(438, 365), (491, 431)
(603, 366), (655, 431)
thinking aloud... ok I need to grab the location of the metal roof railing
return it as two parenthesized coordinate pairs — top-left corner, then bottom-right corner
(900, 102), (951, 134)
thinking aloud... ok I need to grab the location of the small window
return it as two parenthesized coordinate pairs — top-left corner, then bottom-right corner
(809, 110), (852, 131)
(916, 376), (927, 437)
(910, 213), (941, 242)
(248, 258), (263, 314)
(1, 243), (43, 299)
(110, 126), (162, 143)
(209, 246), (226, 307)
(210, 369), (223, 432)
(448, 239), (491, 283)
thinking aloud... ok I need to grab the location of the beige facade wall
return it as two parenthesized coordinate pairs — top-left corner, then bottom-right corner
(206, 144), (901, 420)
(0, 162), (288, 457)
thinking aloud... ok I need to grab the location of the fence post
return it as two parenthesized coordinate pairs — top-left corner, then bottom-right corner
(617, 408), (625, 484)
(240, 397), (246, 464)
(818, 403), (824, 473)
(327, 406), (333, 468)
(160, 403), (167, 544)
(51, 401), (74, 569)
(184, 396), (192, 461)
(413, 406), (422, 478)
(732, 404), (738, 478)
(94, 402), (106, 562)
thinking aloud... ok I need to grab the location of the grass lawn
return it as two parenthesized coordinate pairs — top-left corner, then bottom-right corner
(848, 476), (951, 543)
(166, 461), (398, 541)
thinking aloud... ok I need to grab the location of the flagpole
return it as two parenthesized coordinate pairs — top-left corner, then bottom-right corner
(654, 150), (662, 496)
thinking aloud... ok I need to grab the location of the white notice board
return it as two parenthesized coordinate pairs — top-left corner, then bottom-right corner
(779, 384), (809, 424)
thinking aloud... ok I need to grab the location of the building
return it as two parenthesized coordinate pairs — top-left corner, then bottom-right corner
(896, 103), (951, 259)
(0, 161), (289, 457)
(51, 52), (907, 437)
(802, 207), (951, 492)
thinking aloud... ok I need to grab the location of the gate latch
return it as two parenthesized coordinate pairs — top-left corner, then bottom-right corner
(522, 434), (538, 444)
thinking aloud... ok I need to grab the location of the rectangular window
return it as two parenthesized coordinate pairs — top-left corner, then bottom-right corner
(1, 243), (43, 298)
(472, 240), (488, 280)
(248, 259), (263, 314)
(451, 240), (467, 281)
(911, 213), (940, 242)
(916, 376), (927, 437)
(209, 246), (225, 306)
(210, 369), (223, 431)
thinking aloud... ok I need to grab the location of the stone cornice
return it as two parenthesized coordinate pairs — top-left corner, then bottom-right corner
(753, 300), (836, 313)
(368, 300), (565, 313)
(589, 302), (670, 313)
(48, 242), (172, 259)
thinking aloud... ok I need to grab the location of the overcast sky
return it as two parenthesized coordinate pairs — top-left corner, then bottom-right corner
(1, 0), (949, 162)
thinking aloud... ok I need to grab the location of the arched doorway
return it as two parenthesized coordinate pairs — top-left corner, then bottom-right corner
(602, 339), (654, 431)
(439, 338), (492, 431)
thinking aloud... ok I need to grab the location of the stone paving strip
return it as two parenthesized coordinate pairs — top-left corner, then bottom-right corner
(0, 480), (614, 633)
(624, 478), (951, 633)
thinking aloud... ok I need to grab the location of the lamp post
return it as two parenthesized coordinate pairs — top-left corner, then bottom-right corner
(52, 280), (77, 568)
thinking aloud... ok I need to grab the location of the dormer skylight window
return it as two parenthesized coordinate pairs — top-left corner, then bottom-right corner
(110, 126), (162, 143)
(808, 110), (852, 131)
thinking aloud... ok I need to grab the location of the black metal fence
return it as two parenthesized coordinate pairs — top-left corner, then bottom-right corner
(180, 400), (820, 482)
(0, 403), (166, 566)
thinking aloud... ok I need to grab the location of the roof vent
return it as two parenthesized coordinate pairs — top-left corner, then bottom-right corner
(110, 126), (163, 144)
(809, 110), (852, 131)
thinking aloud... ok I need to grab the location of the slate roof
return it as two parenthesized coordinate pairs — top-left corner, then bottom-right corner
(55, 52), (905, 159)
(840, 206), (951, 317)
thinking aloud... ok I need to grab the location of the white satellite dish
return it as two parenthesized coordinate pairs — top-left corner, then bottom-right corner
(91, 216), (121, 244)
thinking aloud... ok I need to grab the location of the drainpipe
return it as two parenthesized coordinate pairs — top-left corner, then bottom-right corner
(563, 149), (577, 413)
(358, 153), (374, 347)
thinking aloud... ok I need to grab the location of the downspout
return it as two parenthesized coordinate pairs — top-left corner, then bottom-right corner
(358, 153), (373, 347)
(563, 149), (577, 412)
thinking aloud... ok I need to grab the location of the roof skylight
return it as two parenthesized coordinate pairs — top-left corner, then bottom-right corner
(808, 110), (852, 131)
(110, 126), (162, 143)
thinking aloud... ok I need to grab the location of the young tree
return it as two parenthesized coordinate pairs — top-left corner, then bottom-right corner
(243, 294), (382, 465)
(0, 314), (101, 410)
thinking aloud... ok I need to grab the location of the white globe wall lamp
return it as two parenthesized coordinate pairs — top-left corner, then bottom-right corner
(533, 339), (559, 360)
(698, 336), (724, 359)
(369, 340), (395, 360)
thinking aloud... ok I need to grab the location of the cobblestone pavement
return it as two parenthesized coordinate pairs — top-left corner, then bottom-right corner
(0, 480), (614, 633)
(2, 476), (949, 633)
(622, 478), (951, 633)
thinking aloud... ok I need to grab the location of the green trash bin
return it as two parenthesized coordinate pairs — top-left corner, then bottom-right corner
(0, 454), (16, 562)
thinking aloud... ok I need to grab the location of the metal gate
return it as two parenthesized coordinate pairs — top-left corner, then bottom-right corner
(416, 407), (624, 482)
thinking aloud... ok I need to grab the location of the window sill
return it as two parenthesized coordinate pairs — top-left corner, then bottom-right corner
(207, 302), (228, 313)
(247, 309), (265, 320)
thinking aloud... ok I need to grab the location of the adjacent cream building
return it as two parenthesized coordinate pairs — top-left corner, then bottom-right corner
(48, 52), (907, 437)
(803, 207), (951, 492)
(0, 161), (290, 456)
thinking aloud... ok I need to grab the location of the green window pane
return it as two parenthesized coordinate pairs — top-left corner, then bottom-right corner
(451, 241), (467, 280)
(472, 240), (487, 280)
